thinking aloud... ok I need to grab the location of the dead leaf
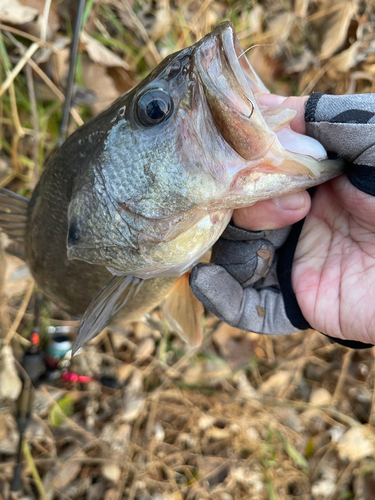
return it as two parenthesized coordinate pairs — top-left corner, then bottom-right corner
(82, 58), (121, 115)
(81, 31), (130, 70)
(101, 423), (131, 455)
(134, 337), (155, 361)
(196, 455), (228, 486)
(318, 2), (357, 60)
(104, 490), (119, 500)
(312, 478), (336, 498)
(52, 461), (82, 489)
(0, 0), (38, 24)
(0, 413), (18, 454)
(19, 0), (60, 36)
(0, 345), (22, 400)
(294, 0), (309, 18)
(330, 41), (363, 72)
(337, 426), (375, 462)
(247, 5), (263, 36)
(101, 463), (121, 483)
(309, 387), (332, 405)
(260, 370), (291, 395)
(268, 12), (295, 57)
(4, 254), (31, 298)
(205, 426), (234, 441)
(212, 323), (257, 371)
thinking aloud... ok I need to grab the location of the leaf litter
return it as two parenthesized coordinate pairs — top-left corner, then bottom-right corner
(0, 0), (375, 499)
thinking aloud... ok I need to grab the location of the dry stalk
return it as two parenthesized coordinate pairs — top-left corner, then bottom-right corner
(0, 43), (40, 99)
(332, 349), (354, 406)
(4, 280), (34, 345)
(0, 24), (58, 50)
(22, 441), (48, 500)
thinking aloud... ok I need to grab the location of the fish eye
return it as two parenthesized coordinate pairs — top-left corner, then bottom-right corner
(136, 89), (173, 127)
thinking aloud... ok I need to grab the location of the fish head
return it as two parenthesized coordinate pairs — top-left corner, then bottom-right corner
(67, 22), (343, 279)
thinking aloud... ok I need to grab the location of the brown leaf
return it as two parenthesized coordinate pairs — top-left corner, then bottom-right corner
(4, 254), (31, 298)
(318, 2), (357, 60)
(81, 31), (130, 70)
(19, 0), (60, 35)
(212, 323), (257, 371)
(82, 58), (121, 115)
(52, 460), (82, 489)
(0, 345), (22, 400)
(0, 0), (38, 24)
(337, 426), (375, 462)
(260, 370), (292, 395)
(101, 464), (121, 483)
(330, 41), (363, 72)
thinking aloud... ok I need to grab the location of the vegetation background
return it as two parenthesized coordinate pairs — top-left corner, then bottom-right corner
(0, 0), (375, 499)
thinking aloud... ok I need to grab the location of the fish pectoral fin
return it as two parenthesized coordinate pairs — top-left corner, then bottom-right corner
(163, 273), (204, 348)
(0, 188), (29, 245)
(262, 107), (297, 131)
(72, 275), (144, 355)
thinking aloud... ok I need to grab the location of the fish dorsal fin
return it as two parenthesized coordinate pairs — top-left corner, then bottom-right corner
(0, 188), (29, 244)
(72, 275), (144, 355)
(163, 273), (204, 347)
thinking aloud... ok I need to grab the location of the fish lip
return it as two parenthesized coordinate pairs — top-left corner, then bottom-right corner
(195, 21), (255, 118)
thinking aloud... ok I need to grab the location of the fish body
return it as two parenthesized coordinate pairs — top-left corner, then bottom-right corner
(0, 22), (343, 350)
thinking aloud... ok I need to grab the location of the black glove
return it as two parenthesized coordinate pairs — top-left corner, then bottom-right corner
(191, 93), (375, 348)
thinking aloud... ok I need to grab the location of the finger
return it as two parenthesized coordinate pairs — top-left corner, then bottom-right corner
(257, 94), (308, 134)
(233, 190), (311, 231)
(190, 264), (299, 335)
(333, 175), (375, 231)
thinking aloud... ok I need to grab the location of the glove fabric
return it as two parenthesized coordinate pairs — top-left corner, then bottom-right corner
(191, 93), (375, 348)
(190, 224), (300, 335)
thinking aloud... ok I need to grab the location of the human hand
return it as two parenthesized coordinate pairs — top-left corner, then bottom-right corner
(191, 93), (375, 346)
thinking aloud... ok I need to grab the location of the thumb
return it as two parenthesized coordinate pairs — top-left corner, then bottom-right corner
(257, 94), (309, 134)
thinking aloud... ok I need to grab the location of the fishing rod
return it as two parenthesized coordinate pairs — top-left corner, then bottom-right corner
(57, 0), (86, 148)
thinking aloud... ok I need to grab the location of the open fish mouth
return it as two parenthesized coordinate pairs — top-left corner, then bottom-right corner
(195, 21), (344, 199)
(195, 21), (275, 162)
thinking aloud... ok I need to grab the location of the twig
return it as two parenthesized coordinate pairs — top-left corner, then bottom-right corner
(22, 441), (48, 500)
(122, 0), (161, 65)
(332, 349), (353, 405)
(8, 81), (25, 173)
(0, 23), (58, 50)
(25, 57), (83, 126)
(370, 349), (375, 424)
(327, 462), (356, 500)
(4, 31), (39, 183)
(40, 0), (52, 43)
(24, 63), (39, 186)
(301, 60), (331, 96)
(0, 43), (39, 99)
(4, 280), (34, 345)
(177, 0), (214, 47)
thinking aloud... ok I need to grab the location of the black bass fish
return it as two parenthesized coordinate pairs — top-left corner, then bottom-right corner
(0, 22), (343, 353)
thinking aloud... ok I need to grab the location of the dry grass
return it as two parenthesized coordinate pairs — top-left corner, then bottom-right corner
(0, 1), (375, 499)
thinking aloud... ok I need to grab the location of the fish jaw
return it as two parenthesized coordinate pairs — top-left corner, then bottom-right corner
(195, 21), (345, 208)
(195, 22), (275, 161)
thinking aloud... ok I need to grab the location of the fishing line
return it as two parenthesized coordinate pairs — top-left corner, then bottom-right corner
(237, 43), (275, 60)
(237, 43), (275, 118)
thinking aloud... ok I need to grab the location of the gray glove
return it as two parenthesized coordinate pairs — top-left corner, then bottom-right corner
(306, 93), (375, 195)
(190, 223), (300, 335)
(191, 93), (375, 346)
